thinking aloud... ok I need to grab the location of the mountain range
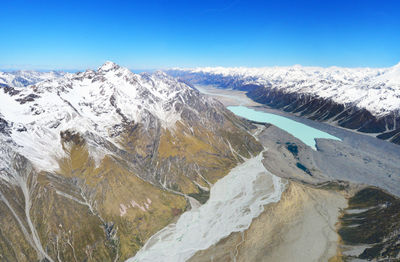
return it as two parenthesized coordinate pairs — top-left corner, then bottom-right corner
(168, 63), (400, 144)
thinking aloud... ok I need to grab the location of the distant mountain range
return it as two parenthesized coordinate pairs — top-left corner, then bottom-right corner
(0, 70), (65, 88)
(168, 63), (400, 144)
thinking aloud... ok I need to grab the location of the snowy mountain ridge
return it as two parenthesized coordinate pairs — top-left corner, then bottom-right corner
(170, 63), (400, 117)
(0, 61), (213, 171)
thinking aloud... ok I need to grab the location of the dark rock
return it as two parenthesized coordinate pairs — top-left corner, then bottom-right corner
(16, 93), (40, 104)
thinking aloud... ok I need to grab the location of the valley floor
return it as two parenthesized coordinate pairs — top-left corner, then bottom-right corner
(189, 181), (346, 262)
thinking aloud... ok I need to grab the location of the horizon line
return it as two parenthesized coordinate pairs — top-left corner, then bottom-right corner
(1, 61), (399, 72)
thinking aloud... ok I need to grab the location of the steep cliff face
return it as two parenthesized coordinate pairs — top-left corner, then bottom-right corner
(0, 62), (262, 261)
(167, 64), (400, 145)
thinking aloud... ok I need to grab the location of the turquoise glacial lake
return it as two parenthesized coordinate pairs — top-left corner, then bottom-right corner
(228, 106), (341, 149)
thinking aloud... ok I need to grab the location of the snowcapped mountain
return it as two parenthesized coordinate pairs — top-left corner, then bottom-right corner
(0, 70), (64, 88)
(0, 62), (261, 261)
(1, 61), (210, 171)
(167, 63), (400, 144)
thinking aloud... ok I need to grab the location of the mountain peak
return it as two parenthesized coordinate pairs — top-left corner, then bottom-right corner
(98, 61), (120, 72)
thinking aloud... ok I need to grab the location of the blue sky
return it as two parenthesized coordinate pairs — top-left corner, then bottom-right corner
(1, 0), (399, 70)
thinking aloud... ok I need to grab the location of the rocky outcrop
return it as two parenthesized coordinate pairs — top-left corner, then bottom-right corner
(337, 187), (400, 260)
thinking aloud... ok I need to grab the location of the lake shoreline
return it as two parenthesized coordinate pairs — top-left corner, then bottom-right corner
(228, 105), (341, 149)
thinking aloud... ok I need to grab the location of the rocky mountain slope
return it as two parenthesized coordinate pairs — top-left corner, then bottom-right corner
(0, 62), (262, 261)
(168, 63), (400, 145)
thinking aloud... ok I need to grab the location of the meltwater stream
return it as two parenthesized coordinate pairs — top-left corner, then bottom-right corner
(128, 152), (286, 262)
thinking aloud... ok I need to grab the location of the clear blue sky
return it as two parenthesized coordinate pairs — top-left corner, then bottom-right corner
(1, 0), (399, 70)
